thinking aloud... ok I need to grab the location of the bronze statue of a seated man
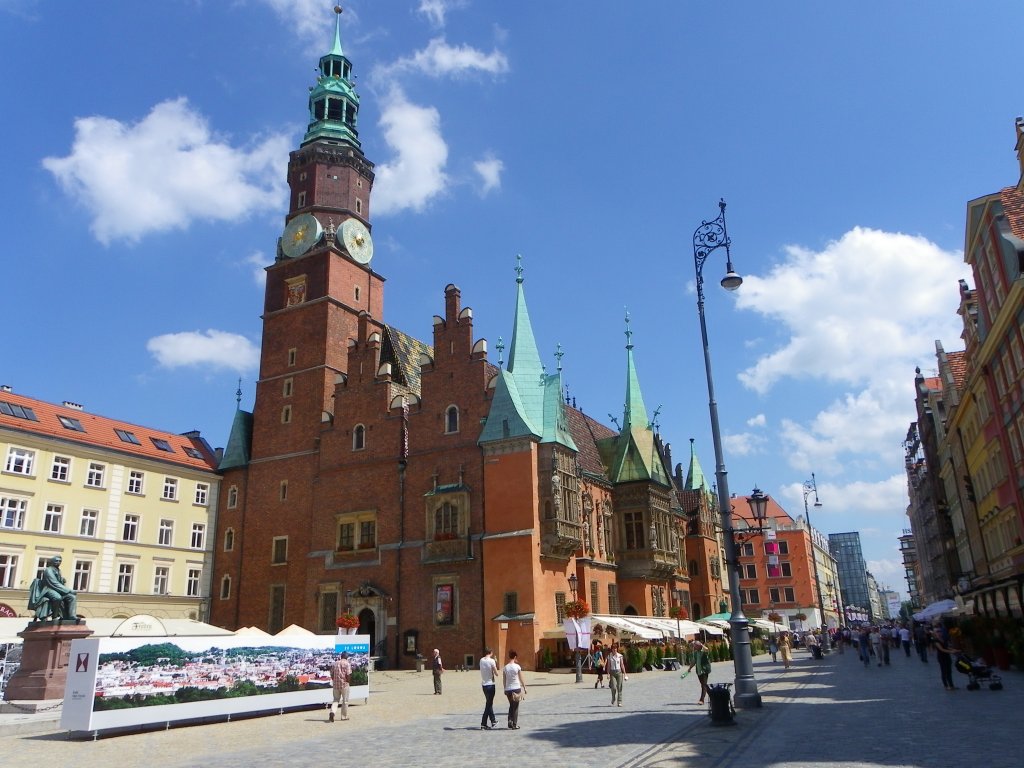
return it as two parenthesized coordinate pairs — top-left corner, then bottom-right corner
(28, 555), (78, 621)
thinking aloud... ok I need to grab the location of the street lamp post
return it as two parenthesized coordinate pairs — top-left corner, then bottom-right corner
(802, 474), (827, 635)
(567, 573), (583, 683)
(692, 199), (761, 708)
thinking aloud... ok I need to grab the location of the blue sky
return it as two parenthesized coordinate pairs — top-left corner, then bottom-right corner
(3, 0), (1022, 598)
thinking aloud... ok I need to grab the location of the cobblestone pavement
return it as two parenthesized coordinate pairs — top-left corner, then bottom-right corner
(2, 645), (1020, 767)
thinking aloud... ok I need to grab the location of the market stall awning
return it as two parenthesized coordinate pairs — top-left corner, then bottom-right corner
(749, 618), (787, 633)
(589, 614), (661, 639)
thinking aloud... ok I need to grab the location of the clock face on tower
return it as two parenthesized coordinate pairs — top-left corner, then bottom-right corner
(281, 213), (323, 258)
(341, 218), (374, 265)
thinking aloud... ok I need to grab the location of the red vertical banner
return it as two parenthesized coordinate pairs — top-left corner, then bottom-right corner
(436, 584), (453, 625)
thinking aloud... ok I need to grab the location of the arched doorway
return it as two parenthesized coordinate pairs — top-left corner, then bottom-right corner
(624, 606), (638, 615)
(358, 608), (376, 651)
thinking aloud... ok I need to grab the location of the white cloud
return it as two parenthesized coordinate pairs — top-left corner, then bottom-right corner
(244, 251), (269, 286)
(260, 0), (336, 49)
(380, 37), (509, 79)
(723, 431), (768, 457)
(147, 330), (260, 372)
(734, 227), (969, 472)
(418, 0), (466, 28)
(371, 87), (449, 215)
(473, 154), (504, 195)
(776, 474), (908, 520)
(746, 413), (766, 428)
(43, 99), (289, 245)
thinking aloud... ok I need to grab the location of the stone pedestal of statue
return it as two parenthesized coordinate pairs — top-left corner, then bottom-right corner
(2, 620), (93, 705)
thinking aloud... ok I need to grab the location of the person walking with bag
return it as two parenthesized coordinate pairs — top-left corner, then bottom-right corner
(607, 643), (625, 706)
(686, 640), (712, 705)
(503, 649), (527, 729)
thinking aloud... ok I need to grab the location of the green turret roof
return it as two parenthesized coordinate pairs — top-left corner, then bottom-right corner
(622, 313), (649, 430)
(597, 317), (668, 486)
(479, 258), (575, 450)
(218, 406), (252, 471)
(683, 438), (711, 492)
(302, 7), (361, 148)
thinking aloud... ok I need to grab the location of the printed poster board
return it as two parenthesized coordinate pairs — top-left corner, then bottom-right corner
(61, 633), (370, 732)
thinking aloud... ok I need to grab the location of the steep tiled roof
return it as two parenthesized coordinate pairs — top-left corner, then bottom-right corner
(564, 405), (617, 478)
(1001, 185), (1024, 239)
(947, 350), (968, 391)
(0, 389), (218, 471)
(383, 325), (433, 396)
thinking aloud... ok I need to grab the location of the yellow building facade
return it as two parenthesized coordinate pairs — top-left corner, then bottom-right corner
(0, 388), (220, 621)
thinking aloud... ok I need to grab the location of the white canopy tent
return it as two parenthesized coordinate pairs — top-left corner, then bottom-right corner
(0, 615), (234, 644)
(750, 618), (788, 633)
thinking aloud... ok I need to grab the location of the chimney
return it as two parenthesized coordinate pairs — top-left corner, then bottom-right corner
(0, 385), (11, 393)
(62, 401), (83, 411)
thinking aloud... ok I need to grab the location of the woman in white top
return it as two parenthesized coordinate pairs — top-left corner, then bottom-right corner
(502, 649), (527, 729)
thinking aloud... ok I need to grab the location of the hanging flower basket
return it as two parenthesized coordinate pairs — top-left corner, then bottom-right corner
(767, 612), (783, 623)
(793, 612), (807, 621)
(669, 605), (689, 620)
(564, 600), (590, 620)
(336, 613), (360, 630)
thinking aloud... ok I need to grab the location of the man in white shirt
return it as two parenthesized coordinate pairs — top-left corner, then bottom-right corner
(479, 647), (498, 729)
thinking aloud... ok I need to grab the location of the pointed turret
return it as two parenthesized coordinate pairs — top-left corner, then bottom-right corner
(597, 317), (669, 486)
(622, 312), (649, 430)
(302, 6), (361, 148)
(218, 387), (253, 471)
(479, 258), (575, 449)
(683, 438), (711, 493)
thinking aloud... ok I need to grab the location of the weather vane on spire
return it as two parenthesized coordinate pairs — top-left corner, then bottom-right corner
(515, 254), (524, 283)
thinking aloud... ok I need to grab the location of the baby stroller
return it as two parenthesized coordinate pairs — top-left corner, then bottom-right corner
(955, 652), (1003, 690)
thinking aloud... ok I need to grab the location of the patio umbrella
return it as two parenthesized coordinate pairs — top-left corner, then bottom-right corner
(912, 599), (957, 622)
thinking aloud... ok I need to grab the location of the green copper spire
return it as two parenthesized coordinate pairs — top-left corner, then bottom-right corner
(683, 438), (710, 492)
(597, 316), (668, 486)
(622, 311), (649, 430)
(329, 5), (345, 56)
(480, 257), (575, 450)
(302, 6), (361, 148)
(506, 255), (544, 423)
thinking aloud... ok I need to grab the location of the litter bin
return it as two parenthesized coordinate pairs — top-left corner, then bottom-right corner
(810, 644), (823, 660)
(707, 683), (734, 726)
(415, 654), (425, 672)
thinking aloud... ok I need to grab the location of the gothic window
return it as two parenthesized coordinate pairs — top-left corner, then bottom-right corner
(624, 512), (644, 549)
(445, 405), (459, 434)
(220, 575), (231, 600)
(336, 511), (377, 552)
(353, 424), (366, 450)
(224, 528), (235, 551)
(555, 592), (566, 623)
(433, 502), (459, 540)
(426, 490), (469, 541)
(689, 559), (698, 577)
(227, 485), (238, 509)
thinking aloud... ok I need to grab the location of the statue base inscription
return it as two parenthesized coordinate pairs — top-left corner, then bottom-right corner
(3, 621), (93, 702)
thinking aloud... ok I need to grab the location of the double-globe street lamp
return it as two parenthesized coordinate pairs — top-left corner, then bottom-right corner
(691, 199), (762, 708)
(802, 474), (828, 635)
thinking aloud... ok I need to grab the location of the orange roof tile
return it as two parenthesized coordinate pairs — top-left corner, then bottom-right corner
(1000, 185), (1024, 240)
(946, 350), (968, 391)
(0, 389), (218, 472)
